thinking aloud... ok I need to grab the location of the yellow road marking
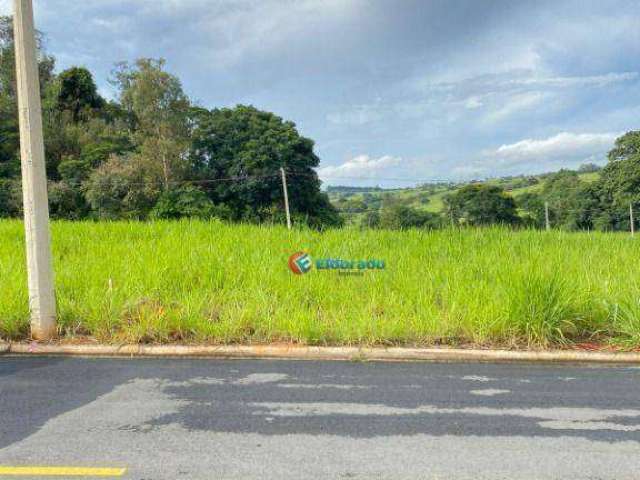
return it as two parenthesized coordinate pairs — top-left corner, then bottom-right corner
(0, 466), (126, 477)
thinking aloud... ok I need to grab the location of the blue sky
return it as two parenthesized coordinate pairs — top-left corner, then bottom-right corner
(2, 0), (639, 186)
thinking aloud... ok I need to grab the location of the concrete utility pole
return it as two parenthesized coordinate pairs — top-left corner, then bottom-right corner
(14, 0), (57, 340)
(280, 167), (292, 230)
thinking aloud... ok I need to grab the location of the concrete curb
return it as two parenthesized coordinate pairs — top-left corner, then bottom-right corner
(5, 343), (640, 363)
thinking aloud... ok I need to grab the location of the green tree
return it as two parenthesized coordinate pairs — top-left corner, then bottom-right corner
(112, 59), (191, 190)
(359, 210), (381, 229)
(48, 180), (89, 220)
(0, 16), (57, 217)
(578, 163), (601, 173)
(0, 178), (20, 217)
(539, 170), (585, 230)
(57, 67), (104, 122)
(85, 155), (160, 219)
(608, 131), (640, 163)
(0, 16), (55, 102)
(445, 184), (519, 226)
(588, 132), (640, 231)
(150, 185), (230, 220)
(378, 201), (441, 229)
(190, 105), (341, 228)
(516, 192), (545, 228)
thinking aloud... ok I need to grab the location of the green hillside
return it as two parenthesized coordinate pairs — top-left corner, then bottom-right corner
(327, 169), (601, 219)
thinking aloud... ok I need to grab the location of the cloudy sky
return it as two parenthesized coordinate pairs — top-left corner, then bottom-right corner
(1, 0), (639, 186)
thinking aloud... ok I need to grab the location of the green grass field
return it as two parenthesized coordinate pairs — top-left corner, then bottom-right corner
(1, 219), (639, 349)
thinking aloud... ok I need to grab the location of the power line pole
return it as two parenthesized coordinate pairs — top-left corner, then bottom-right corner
(14, 0), (57, 340)
(280, 167), (292, 230)
(544, 202), (550, 231)
(630, 203), (635, 237)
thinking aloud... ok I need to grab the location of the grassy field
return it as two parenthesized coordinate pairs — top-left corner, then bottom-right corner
(1, 219), (639, 349)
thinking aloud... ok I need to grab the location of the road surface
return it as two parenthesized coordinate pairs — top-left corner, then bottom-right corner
(0, 357), (639, 479)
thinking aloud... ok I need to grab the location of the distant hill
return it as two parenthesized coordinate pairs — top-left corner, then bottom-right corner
(327, 168), (601, 219)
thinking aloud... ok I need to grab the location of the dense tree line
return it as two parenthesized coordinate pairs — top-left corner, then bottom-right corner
(0, 17), (340, 227)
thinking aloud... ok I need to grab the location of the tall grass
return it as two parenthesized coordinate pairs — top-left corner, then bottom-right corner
(0, 220), (638, 348)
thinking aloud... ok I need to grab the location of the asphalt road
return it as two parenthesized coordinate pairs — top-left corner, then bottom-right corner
(0, 357), (639, 479)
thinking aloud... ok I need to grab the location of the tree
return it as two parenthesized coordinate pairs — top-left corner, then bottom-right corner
(57, 67), (104, 122)
(359, 210), (380, 229)
(539, 170), (585, 230)
(190, 105), (341, 228)
(0, 16), (55, 101)
(578, 163), (602, 173)
(111, 59), (191, 190)
(48, 180), (89, 220)
(150, 185), (231, 220)
(0, 94), (20, 178)
(444, 184), (519, 226)
(0, 16), (56, 217)
(378, 203), (441, 229)
(0, 178), (20, 217)
(0, 20), (345, 226)
(85, 155), (160, 219)
(607, 131), (640, 163)
(587, 133), (640, 231)
(516, 192), (545, 228)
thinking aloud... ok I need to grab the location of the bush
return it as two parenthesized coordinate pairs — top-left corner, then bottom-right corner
(0, 179), (21, 218)
(379, 204), (441, 230)
(150, 185), (230, 220)
(84, 155), (160, 219)
(360, 210), (381, 229)
(445, 184), (519, 226)
(58, 158), (92, 186)
(48, 181), (89, 220)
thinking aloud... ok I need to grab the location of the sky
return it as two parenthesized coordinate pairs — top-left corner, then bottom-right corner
(1, 0), (639, 187)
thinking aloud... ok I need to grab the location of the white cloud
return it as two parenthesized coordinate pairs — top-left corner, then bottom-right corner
(449, 131), (621, 180)
(318, 155), (402, 180)
(483, 91), (549, 124)
(509, 72), (638, 88)
(463, 96), (484, 110)
(488, 131), (619, 166)
(326, 105), (384, 126)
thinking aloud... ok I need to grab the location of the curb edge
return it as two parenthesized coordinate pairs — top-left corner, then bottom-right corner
(6, 343), (640, 364)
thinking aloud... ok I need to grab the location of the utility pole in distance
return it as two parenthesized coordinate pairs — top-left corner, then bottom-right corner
(14, 0), (57, 340)
(280, 167), (292, 230)
(630, 203), (635, 237)
(544, 202), (550, 231)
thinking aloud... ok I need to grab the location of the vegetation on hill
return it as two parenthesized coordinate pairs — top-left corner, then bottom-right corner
(0, 17), (339, 227)
(328, 141), (640, 233)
